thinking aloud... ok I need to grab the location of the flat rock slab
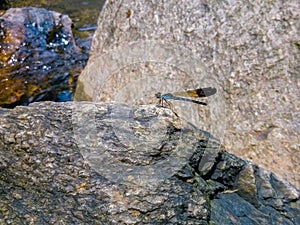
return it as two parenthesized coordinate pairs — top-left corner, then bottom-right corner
(0, 102), (299, 224)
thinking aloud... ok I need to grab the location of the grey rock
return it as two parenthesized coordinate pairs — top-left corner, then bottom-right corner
(0, 101), (299, 224)
(75, 0), (300, 188)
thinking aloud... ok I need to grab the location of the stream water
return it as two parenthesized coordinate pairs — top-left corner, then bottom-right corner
(1, 0), (104, 36)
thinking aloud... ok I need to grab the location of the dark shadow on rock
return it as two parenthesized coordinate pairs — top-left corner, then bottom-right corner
(0, 102), (298, 224)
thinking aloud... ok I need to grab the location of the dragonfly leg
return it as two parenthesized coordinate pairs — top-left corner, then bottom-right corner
(159, 99), (179, 117)
(156, 97), (163, 107)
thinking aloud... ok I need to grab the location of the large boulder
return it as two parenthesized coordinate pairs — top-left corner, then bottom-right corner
(0, 102), (299, 224)
(0, 7), (88, 107)
(75, 0), (300, 188)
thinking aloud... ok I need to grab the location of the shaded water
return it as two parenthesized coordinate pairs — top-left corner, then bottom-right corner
(1, 0), (104, 36)
(0, 0), (105, 107)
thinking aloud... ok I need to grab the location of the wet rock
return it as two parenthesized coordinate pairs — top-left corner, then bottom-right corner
(75, 0), (300, 189)
(0, 7), (88, 107)
(0, 101), (298, 224)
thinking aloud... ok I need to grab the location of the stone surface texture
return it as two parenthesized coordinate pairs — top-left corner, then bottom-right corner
(75, 0), (300, 188)
(0, 102), (299, 224)
(0, 7), (88, 107)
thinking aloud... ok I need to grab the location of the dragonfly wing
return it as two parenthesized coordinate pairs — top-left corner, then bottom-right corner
(195, 87), (217, 97)
(172, 87), (217, 98)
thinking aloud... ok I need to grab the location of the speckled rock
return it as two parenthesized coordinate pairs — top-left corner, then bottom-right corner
(75, 0), (300, 189)
(0, 101), (299, 224)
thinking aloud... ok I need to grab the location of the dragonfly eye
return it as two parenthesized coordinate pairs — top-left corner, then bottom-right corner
(155, 92), (162, 98)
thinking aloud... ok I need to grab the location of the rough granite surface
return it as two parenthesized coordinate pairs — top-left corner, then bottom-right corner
(75, 0), (300, 188)
(0, 102), (299, 224)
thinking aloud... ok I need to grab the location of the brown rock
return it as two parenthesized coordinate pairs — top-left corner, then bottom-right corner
(0, 101), (299, 224)
(0, 7), (87, 107)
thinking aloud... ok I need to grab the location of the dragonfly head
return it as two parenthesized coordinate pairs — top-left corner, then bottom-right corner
(155, 92), (162, 98)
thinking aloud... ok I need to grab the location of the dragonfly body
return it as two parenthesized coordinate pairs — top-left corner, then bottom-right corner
(155, 87), (216, 106)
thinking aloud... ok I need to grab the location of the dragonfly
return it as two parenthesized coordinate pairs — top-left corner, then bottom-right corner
(155, 87), (217, 106)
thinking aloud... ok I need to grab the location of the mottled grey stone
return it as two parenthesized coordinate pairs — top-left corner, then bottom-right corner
(0, 101), (299, 224)
(75, 0), (300, 188)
